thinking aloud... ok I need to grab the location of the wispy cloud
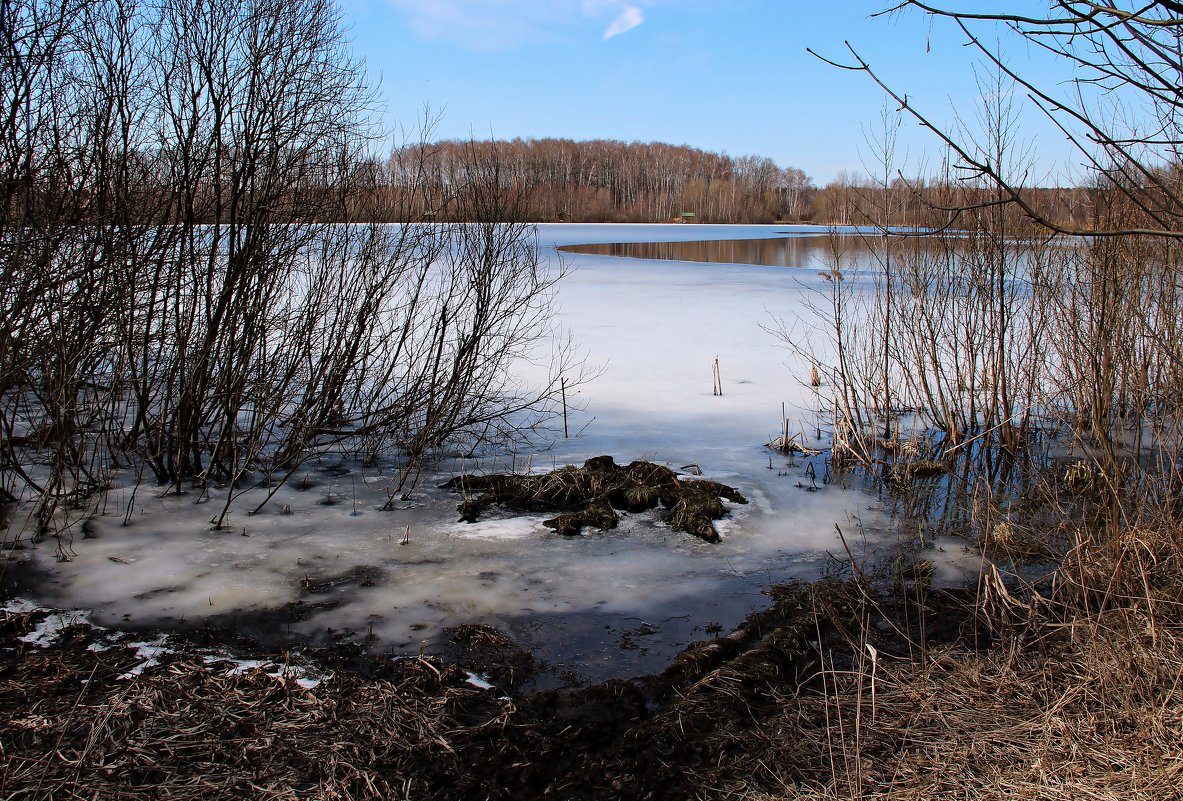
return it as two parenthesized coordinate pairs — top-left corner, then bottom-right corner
(384, 0), (649, 51)
(382, 1), (556, 51)
(603, 4), (644, 40)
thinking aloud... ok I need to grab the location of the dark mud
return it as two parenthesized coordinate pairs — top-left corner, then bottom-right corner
(0, 577), (988, 800)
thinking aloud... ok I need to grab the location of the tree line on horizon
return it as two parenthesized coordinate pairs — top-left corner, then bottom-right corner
(378, 137), (1101, 228)
(387, 138), (809, 223)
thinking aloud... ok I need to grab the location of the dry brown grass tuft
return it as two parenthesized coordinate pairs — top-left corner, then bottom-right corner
(1072, 524), (1183, 609)
(694, 522), (1183, 801)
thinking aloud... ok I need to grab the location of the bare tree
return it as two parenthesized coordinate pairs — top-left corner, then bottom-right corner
(789, 2), (1183, 544)
(0, 0), (580, 538)
(844, 2), (1183, 238)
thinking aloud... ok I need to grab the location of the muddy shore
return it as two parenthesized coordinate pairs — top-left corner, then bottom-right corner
(4, 527), (1180, 801)
(0, 579), (981, 800)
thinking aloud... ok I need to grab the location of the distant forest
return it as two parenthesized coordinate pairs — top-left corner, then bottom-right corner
(386, 139), (807, 223)
(380, 137), (1099, 228)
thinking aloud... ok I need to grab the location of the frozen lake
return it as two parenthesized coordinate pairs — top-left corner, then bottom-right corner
(3, 224), (965, 683)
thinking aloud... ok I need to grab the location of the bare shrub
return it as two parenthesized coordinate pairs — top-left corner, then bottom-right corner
(0, 0), (578, 536)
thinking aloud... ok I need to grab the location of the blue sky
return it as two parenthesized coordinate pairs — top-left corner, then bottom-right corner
(340, 1), (1079, 185)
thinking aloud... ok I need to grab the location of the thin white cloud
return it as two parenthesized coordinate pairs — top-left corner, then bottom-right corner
(603, 4), (644, 39)
(383, 1), (559, 51)
(384, 0), (649, 50)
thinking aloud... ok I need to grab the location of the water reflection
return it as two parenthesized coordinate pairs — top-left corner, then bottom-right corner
(559, 235), (877, 269)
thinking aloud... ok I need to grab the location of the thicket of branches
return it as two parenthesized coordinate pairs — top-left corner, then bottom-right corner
(757, 8), (1183, 794)
(0, 0), (575, 537)
(778, 2), (1183, 549)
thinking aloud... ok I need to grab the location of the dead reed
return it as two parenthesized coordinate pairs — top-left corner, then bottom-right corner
(691, 515), (1183, 801)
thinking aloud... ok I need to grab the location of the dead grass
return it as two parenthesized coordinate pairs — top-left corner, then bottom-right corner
(728, 617), (1181, 799)
(0, 625), (509, 801)
(693, 523), (1183, 801)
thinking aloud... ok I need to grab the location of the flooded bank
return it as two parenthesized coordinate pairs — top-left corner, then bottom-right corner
(1, 224), (975, 684)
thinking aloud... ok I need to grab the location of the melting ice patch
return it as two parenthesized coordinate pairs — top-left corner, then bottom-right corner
(118, 636), (172, 679)
(202, 654), (323, 690)
(447, 516), (546, 541)
(18, 610), (92, 648)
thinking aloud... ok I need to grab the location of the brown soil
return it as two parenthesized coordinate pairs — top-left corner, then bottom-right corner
(0, 580), (964, 800)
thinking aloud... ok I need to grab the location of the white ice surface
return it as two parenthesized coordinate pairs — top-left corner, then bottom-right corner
(3, 224), (974, 681)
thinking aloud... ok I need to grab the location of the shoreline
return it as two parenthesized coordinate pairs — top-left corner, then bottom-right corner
(5, 563), (1177, 800)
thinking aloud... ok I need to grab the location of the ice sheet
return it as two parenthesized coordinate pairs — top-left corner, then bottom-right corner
(3, 224), (969, 681)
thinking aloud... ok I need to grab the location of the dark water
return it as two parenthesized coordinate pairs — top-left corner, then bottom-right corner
(558, 235), (875, 269)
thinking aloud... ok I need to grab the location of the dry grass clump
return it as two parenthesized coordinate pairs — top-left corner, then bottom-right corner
(981, 519), (1062, 562)
(1071, 524), (1183, 608)
(695, 523), (1183, 801)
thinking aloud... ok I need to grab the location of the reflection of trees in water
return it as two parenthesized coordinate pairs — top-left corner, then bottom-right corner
(559, 236), (879, 269)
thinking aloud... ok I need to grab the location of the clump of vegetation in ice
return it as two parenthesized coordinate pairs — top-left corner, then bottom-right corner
(441, 455), (747, 543)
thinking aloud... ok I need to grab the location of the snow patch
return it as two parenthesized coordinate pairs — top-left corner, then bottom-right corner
(19, 611), (92, 647)
(2, 598), (41, 614)
(118, 636), (171, 679)
(202, 653), (323, 689)
(465, 671), (495, 691)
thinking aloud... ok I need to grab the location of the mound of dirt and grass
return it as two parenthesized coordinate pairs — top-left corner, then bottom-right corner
(441, 455), (748, 542)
